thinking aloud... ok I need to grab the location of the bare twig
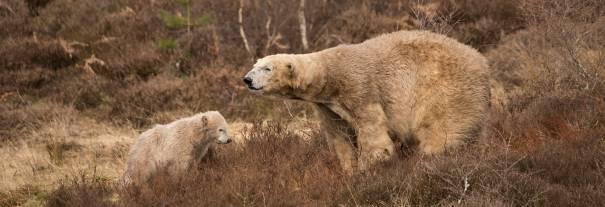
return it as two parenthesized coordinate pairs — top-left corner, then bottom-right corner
(298, 0), (309, 51)
(211, 25), (221, 58)
(564, 35), (601, 89)
(411, 0), (456, 35)
(263, 16), (289, 55)
(108, 6), (135, 18)
(59, 38), (88, 58)
(263, 16), (273, 54)
(0, 1), (15, 15)
(33, 32), (39, 43)
(283, 101), (294, 118)
(94, 36), (117, 44)
(79, 54), (105, 75)
(238, 0), (252, 57)
(344, 181), (360, 207)
(186, 0), (191, 35)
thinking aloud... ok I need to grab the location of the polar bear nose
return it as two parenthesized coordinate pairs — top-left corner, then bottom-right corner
(243, 77), (253, 86)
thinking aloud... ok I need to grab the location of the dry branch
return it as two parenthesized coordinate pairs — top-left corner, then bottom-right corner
(263, 16), (289, 55)
(238, 0), (252, 57)
(59, 38), (88, 58)
(0, 1), (15, 15)
(211, 25), (221, 58)
(79, 54), (105, 75)
(298, 0), (309, 51)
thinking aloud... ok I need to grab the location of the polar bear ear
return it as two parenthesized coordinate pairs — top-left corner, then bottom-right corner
(287, 63), (296, 79)
(201, 115), (209, 127)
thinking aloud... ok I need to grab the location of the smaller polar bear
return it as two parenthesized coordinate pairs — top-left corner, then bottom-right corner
(122, 111), (232, 184)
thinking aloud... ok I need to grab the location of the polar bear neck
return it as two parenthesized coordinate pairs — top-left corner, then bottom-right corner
(288, 52), (330, 102)
(293, 48), (353, 104)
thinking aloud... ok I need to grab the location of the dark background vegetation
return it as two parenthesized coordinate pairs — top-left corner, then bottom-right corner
(1, 0), (604, 206)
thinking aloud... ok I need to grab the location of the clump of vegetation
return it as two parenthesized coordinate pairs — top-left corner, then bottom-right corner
(43, 122), (605, 206)
(0, 185), (48, 207)
(46, 140), (81, 165)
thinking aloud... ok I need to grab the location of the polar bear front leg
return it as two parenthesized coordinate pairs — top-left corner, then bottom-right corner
(353, 104), (395, 171)
(315, 104), (357, 173)
(327, 132), (357, 173)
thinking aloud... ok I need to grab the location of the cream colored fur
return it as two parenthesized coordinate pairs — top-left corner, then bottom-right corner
(245, 30), (490, 172)
(122, 111), (231, 184)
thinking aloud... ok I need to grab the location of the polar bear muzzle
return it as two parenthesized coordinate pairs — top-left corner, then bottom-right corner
(243, 64), (273, 91)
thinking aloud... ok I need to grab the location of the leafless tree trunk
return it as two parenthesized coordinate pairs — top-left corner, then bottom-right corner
(298, 0), (309, 51)
(238, 0), (252, 56)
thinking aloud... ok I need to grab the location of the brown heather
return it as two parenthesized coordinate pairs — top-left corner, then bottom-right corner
(1, 0), (604, 206)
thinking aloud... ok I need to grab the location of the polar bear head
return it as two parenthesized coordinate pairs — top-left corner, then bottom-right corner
(201, 111), (232, 144)
(243, 54), (321, 99)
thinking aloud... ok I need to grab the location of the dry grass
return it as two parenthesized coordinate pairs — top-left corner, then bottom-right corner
(1, 0), (604, 206)
(0, 103), (136, 192)
(36, 122), (605, 207)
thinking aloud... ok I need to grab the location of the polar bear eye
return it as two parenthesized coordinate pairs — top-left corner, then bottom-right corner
(218, 129), (224, 132)
(263, 67), (271, 72)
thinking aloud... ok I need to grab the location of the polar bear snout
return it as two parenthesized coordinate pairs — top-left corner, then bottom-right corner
(243, 77), (253, 87)
(243, 77), (252, 85)
(216, 135), (232, 144)
(244, 62), (274, 91)
(216, 127), (232, 144)
(243, 72), (266, 91)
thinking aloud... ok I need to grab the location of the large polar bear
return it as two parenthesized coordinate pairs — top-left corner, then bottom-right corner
(123, 111), (232, 184)
(243, 30), (490, 171)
